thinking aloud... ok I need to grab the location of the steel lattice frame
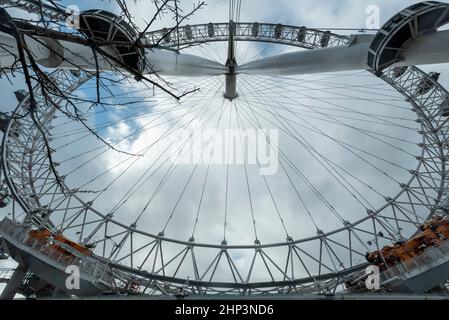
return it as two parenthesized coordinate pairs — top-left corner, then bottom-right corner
(145, 22), (350, 49)
(1, 0), (449, 296)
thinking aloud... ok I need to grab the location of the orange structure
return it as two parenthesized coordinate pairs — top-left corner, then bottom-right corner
(366, 215), (449, 271)
(27, 229), (93, 257)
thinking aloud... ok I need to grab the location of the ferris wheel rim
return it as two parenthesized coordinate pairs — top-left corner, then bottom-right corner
(1, 25), (449, 293)
(0, 43), (438, 250)
(143, 22), (352, 50)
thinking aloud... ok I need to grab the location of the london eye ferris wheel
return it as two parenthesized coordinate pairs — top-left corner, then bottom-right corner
(1, 0), (449, 298)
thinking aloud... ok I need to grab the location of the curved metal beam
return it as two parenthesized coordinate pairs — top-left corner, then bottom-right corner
(368, 1), (449, 73)
(238, 29), (449, 76)
(0, 18), (226, 77)
(145, 22), (350, 49)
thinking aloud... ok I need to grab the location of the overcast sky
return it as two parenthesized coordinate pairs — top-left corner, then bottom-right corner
(1, 0), (449, 291)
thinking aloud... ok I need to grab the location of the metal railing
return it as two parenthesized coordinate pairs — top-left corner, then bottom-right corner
(381, 239), (449, 282)
(144, 22), (351, 49)
(0, 218), (114, 288)
(0, 268), (14, 283)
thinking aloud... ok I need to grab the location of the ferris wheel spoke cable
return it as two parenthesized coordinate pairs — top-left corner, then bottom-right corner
(223, 105), (233, 241)
(265, 76), (401, 95)
(52, 104), (196, 148)
(256, 112), (407, 196)
(242, 94), (417, 127)
(233, 99), (290, 238)
(237, 79), (379, 217)
(54, 93), (220, 153)
(129, 99), (225, 225)
(234, 41), (267, 66)
(235, 44), (254, 65)
(88, 96), (223, 216)
(3, 1), (449, 292)
(250, 99), (407, 187)
(160, 100), (227, 234)
(194, 43), (226, 66)
(70, 84), (364, 242)
(128, 106), (226, 229)
(276, 80), (403, 98)
(98, 78), (228, 211)
(60, 103), (209, 177)
(250, 105), (419, 138)
(59, 75), (225, 176)
(238, 75), (413, 180)
(239, 90), (416, 130)
(190, 155), (211, 238)
(100, 86), (228, 224)
(250, 73), (411, 105)
(54, 76), (224, 133)
(284, 75), (401, 92)
(241, 87), (408, 112)
(240, 99), (419, 146)
(51, 76), (223, 139)
(238, 75), (412, 235)
(241, 73), (416, 118)
(189, 104), (232, 241)
(48, 99), (162, 130)
(52, 96), (198, 139)
(234, 104), (259, 241)
(246, 69), (369, 84)
(234, 81), (348, 226)
(300, 70), (372, 82)
(240, 41), (288, 67)
(58, 102), (216, 229)
(233, 85), (328, 230)
(240, 75), (418, 158)
(242, 96), (419, 134)
(56, 109), (203, 171)
(229, 0), (242, 23)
